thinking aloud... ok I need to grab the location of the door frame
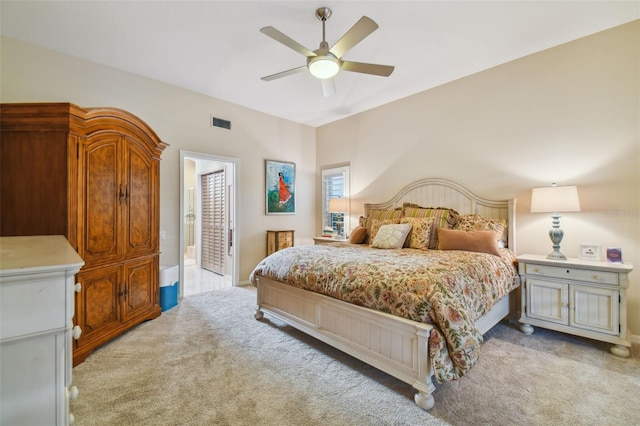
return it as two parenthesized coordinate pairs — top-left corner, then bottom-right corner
(179, 150), (240, 297)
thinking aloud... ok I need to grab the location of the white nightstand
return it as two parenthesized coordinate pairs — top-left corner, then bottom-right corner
(313, 236), (348, 245)
(517, 254), (633, 357)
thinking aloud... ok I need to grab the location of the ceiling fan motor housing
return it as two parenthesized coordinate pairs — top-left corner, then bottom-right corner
(315, 7), (332, 21)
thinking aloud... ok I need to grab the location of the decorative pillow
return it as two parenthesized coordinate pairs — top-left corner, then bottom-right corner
(369, 218), (401, 244)
(455, 214), (506, 244)
(371, 223), (412, 249)
(349, 226), (368, 244)
(400, 217), (434, 250)
(402, 204), (459, 249)
(437, 228), (500, 256)
(363, 208), (403, 243)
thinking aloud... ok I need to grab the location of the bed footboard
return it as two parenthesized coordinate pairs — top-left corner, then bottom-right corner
(254, 276), (436, 410)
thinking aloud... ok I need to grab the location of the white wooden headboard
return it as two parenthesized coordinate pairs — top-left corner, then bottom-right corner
(364, 178), (516, 251)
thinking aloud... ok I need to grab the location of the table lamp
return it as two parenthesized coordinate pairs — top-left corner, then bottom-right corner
(530, 184), (581, 260)
(328, 198), (349, 238)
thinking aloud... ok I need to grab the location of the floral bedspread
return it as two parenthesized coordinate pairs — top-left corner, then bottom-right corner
(250, 244), (520, 383)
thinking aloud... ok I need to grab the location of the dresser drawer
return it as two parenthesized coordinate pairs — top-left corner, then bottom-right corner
(523, 263), (618, 286)
(279, 234), (293, 246)
(0, 271), (70, 340)
(266, 230), (295, 255)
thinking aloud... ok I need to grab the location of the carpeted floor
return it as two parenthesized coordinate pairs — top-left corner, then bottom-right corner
(71, 286), (640, 425)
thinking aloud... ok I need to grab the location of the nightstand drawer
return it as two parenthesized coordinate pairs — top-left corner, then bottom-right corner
(524, 264), (618, 285)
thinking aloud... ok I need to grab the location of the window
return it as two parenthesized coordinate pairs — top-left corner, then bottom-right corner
(321, 165), (350, 237)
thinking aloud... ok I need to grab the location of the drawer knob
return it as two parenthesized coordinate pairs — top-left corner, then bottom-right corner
(66, 385), (79, 400)
(72, 325), (82, 340)
(74, 283), (82, 293)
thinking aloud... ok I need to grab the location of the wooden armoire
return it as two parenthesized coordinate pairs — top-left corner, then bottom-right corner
(0, 103), (167, 365)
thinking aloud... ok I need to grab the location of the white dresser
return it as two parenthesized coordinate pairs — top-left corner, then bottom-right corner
(1, 235), (84, 425)
(517, 254), (633, 357)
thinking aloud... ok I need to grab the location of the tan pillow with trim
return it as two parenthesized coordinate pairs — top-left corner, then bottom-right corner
(437, 228), (500, 256)
(349, 226), (368, 244)
(400, 216), (434, 250)
(455, 214), (506, 244)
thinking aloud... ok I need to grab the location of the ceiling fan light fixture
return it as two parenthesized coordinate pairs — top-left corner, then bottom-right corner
(261, 7), (394, 92)
(308, 55), (340, 79)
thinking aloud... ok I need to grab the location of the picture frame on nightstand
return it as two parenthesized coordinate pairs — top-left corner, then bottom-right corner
(606, 247), (623, 263)
(579, 243), (600, 261)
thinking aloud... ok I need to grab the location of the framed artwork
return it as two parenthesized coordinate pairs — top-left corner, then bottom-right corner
(265, 159), (295, 214)
(579, 243), (601, 261)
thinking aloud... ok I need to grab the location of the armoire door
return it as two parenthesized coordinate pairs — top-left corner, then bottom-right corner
(201, 170), (225, 275)
(122, 255), (158, 323)
(75, 264), (122, 349)
(124, 139), (158, 258)
(80, 133), (123, 265)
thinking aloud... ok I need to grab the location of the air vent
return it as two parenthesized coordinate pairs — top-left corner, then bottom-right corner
(211, 116), (231, 130)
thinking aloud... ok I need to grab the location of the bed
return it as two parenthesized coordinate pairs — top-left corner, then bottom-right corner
(251, 178), (519, 410)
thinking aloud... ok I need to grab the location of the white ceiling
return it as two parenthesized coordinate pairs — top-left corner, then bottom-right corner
(1, 1), (638, 127)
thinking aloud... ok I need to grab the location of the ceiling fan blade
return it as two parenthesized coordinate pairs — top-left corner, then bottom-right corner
(260, 26), (316, 57)
(341, 61), (394, 77)
(321, 78), (336, 97)
(261, 66), (307, 81)
(329, 16), (378, 58)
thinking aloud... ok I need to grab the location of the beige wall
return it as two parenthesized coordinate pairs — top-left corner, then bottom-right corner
(316, 21), (640, 337)
(2, 21), (638, 337)
(0, 36), (317, 284)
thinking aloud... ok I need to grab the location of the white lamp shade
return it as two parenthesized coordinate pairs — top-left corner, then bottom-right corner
(530, 185), (581, 213)
(328, 198), (349, 213)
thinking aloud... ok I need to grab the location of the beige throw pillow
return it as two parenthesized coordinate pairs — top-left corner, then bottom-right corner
(371, 223), (412, 249)
(369, 218), (400, 244)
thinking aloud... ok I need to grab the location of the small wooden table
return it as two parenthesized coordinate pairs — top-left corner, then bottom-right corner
(266, 230), (294, 255)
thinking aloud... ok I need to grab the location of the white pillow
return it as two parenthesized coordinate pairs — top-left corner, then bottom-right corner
(371, 223), (412, 249)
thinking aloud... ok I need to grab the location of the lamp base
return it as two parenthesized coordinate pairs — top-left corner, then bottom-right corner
(547, 216), (567, 261)
(546, 250), (567, 260)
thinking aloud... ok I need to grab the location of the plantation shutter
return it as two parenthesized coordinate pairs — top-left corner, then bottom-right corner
(321, 166), (350, 234)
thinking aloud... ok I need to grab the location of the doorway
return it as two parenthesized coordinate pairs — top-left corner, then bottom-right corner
(201, 169), (225, 275)
(180, 151), (238, 298)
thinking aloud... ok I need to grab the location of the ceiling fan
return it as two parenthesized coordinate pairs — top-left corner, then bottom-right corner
(260, 7), (395, 97)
